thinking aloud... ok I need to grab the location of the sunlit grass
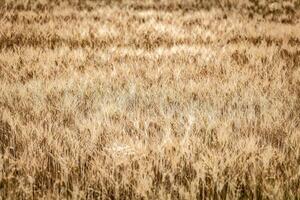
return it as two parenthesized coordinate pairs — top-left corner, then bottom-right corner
(0, 1), (299, 199)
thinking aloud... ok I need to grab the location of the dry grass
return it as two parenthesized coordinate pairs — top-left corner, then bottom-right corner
(0, 0), (300, 199)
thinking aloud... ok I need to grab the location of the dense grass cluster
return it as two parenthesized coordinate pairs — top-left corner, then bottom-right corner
(0, 0), (299, 199)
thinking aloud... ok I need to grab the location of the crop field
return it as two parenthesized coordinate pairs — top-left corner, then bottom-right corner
(0, 0), (299, 199)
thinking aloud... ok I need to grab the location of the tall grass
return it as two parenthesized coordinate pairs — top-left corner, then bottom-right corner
(0, 1), (299, 199)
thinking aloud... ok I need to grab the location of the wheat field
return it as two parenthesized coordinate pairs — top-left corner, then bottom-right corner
(0, 0), (299, 199)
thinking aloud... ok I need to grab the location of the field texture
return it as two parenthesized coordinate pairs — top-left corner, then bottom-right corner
(0, 0), (300, 199)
